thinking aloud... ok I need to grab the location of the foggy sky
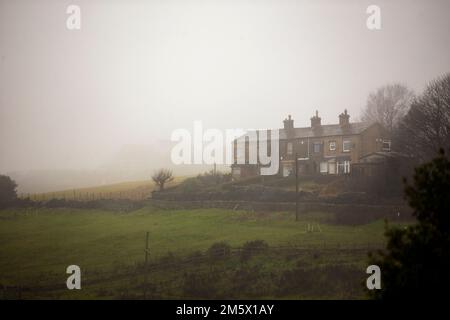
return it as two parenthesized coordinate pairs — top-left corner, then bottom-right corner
(1, 0), (450, 173)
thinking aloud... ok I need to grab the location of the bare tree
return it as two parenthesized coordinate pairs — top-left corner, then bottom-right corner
(394, 73), (450, 162)
(152, 169), (174, 191)
(362, 84), (414, 133)
(0, 175), (18, 208)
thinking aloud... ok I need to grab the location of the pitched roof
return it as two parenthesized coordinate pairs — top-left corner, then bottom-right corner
(279, 122), (372, 139)
(237, 122), (373, 142)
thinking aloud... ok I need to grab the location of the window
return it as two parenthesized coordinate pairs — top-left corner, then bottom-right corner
(287, 142), (293, 155)
(343, 140), (351, 152)
(328, 160), (336, 174)
(236, 142), (246, 164)
(337, 160), (351, 174)
(329, 141), (336, 151)
(382, 140), (391, 151)
(344, 160), (351, 174)
(320, 161), (328, 174)
(337, 162), (344, 174)
(313, 142), (321, 153)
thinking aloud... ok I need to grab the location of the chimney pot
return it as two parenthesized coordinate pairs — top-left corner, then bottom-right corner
(339, 109), (350, 126)
(311, 110), (321, 129)
(283, 115), (294, 130)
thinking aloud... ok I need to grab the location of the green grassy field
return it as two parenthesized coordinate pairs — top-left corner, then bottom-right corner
(0, 206), (404, 299)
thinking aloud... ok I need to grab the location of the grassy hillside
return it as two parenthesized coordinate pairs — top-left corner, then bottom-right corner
(22, 177), (186, 201)
(0, 206), (406, 299)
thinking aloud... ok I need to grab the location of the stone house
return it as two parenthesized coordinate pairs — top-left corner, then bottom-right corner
(231, 110), (391, 179)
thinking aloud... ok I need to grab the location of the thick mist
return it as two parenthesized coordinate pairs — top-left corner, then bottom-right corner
(1, 0), (450, 192)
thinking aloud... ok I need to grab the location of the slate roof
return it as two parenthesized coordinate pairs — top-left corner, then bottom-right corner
(279, 122), (372, 139)
(237, 122), (373, 142)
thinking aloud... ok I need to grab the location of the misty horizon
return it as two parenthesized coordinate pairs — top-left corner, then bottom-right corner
(2, 0), (450, 177)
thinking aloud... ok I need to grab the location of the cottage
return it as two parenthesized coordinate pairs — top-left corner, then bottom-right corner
(231, 110), (391, 179)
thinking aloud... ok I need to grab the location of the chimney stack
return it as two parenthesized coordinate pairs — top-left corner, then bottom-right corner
(339, 109), (350, 126)
(310, 110), (321, 129)
(283, 114), (294, 130)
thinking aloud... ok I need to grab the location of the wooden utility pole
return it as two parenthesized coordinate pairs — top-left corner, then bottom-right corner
(145, 231), (149, 266)
(144, 231), (150, 299)
(295, 152), (299, 221)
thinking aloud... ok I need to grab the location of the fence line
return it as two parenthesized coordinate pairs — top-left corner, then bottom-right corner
(1, 240), (383, 299)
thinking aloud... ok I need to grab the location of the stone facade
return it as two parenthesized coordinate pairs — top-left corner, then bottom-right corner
(232, 110), (391, 179)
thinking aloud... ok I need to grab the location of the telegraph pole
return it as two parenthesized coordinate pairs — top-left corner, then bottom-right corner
(144, 231), (150, 299)
(145, 231), (149, 266)
(295, 152), (299, 221)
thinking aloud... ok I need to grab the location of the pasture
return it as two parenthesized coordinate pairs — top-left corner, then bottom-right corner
(0, 206), (406, 299)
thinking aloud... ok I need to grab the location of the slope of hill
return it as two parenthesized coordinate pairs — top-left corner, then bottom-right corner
(25, 177), (186, 201)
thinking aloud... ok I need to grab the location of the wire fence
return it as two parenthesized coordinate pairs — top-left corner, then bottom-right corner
(1, 241), (383, 300)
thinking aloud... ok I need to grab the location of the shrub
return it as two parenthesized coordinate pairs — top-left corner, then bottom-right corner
(183, 272), (219, 299)
(207, 242), (231, 261)
(368, 149), (450, 299)
(240, 240), (269, 262)
(0, 175), (17, 208)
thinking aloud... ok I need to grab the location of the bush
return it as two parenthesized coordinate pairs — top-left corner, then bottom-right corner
(228, 266), (271, 298)
(0, 175), (18, 208)
(207, 242), (231, 261)
(368, 149), (450, 300)
(175, 171), (232, 193)
(187, 250), (204, 263)
(240, 240), (269, 262)
(277, 264), (361, 298)
(183, 272), (219, 299)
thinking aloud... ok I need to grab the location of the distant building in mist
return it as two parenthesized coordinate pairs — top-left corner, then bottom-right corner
(231, 110), (391, 179)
